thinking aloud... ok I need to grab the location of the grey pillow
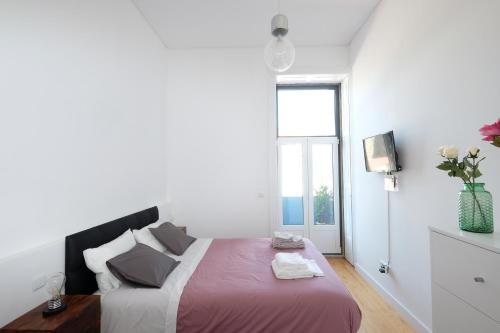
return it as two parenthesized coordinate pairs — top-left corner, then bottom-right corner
(106, 243), (179, 288)
(149, 222), (196, 255)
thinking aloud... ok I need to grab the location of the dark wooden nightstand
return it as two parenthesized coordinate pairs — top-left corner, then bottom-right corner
(1, 295), (100, 333)
(178, 226), (187, 234)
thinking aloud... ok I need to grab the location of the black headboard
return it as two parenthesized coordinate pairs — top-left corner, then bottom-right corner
(65, 206), (159, 295)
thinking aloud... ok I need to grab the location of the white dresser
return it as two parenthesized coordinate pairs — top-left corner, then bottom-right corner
(430, 226), (500, 333)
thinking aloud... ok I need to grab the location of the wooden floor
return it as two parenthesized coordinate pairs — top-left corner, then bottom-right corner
(327, 258), (416, 333)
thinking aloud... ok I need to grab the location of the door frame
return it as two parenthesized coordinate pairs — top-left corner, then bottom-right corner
(272, 83), (342, 254)
(266, 74), (352, 258)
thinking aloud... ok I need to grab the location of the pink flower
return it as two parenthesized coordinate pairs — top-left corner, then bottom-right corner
(479, 119), (500, 142)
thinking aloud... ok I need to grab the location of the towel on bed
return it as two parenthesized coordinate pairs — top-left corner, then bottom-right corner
(272, 232), (305, 249)
(271, 259), (314, 279)
(274, 253), (308, 270)
(272, 253), (324, 279)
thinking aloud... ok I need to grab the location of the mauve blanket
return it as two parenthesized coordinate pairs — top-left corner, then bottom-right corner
(177, 238), (362, 333)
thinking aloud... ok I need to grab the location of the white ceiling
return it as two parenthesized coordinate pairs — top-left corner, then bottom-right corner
(132, 0), (380, 49)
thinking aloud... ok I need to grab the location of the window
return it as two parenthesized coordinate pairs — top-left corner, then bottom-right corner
(277, 86), (337, 137)
(275, 84), (341, 254)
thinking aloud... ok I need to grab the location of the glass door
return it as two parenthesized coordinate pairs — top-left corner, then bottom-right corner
(307, 137), (340, 253)
(277, 137), (340, 253)
(278, 138), (307, 232)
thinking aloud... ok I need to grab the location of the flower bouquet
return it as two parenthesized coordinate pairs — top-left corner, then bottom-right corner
(437, 146), (493, 233)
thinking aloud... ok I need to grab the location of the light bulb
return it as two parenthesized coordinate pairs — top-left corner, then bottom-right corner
(42, 272), (68, 316)
(45, 273), (65, 310)
(264, 35), (296, 73)
(264, 14), (295, 73)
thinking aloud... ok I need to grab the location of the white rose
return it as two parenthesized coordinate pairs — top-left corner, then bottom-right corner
(438, 146), (446, 157)
(467, 146), (480, 158)
(443, 146), (459, 159)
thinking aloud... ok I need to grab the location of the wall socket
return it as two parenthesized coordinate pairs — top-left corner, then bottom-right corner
(379, 261), (390, 274)
(384, 175), (399, 191)
(32, 274), (47, 292)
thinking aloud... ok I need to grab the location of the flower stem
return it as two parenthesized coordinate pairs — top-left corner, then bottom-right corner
(472, 157), (476, 227)
(464, 181), (487, 226)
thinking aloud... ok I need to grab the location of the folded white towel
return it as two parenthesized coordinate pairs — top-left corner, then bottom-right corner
(276, 265), (308, 274)
(271, 260), (314, 279)
(274, 253), (308, 271)
(273, 232), (303, 242)
(274, 259), (324, 276)
(273, 231), (293, 240)
(304, 259), (324, 277)
(271, 252), (325, 280)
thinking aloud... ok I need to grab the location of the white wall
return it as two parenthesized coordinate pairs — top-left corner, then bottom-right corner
(0, 0), (168, 326)
(349, 0), (500, 331)
(166, 46), (349, 238)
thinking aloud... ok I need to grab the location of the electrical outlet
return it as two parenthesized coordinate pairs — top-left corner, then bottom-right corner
(379, 261), (390, 274)
(384, 175), (399, 191)
(32, 274), (47, 292)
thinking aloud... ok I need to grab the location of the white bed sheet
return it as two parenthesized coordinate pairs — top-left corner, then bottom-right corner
(101, 238), (212, 333)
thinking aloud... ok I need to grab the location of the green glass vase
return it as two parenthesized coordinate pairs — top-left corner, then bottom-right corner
(458, 183), (493, 233)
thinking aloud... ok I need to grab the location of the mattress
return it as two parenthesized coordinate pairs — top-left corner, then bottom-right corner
(102, 238), (361, 333)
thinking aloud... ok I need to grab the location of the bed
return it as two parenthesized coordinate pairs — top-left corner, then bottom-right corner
(65, 207), (362, 333)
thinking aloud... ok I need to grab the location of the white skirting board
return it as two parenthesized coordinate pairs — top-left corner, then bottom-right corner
(354, 263), (431, 333)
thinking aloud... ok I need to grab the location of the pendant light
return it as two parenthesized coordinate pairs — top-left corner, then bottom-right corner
(264, 12), (295, 73)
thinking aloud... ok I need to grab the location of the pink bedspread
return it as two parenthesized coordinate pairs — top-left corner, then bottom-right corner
(177, 238), (362, 333)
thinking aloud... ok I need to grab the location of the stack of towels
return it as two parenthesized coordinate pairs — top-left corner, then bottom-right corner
(272, 232), (305, 249)
(271, 252), (324, 280)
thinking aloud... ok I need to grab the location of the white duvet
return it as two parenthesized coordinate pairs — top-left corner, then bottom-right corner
(101, 238), (212, 333)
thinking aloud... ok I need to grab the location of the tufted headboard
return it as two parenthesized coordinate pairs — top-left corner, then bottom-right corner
(65, 206), (159, 295)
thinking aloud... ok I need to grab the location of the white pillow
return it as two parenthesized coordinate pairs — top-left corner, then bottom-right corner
(132, 221), (167, 253)
(83, 229), (136, 294)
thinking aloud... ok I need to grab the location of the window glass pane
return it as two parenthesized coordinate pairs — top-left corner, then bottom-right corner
(280, 144), (304, 225)
(277, 88), (336, 137)
(312, 144), (335, 225)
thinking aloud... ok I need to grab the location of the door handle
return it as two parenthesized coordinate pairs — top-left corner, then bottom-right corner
(474, 277), (485, 283)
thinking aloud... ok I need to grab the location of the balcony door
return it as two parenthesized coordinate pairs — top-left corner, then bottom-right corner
(275, 85), (341, 254)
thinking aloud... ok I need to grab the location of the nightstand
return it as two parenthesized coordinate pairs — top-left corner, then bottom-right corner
(1, 295), (100, 333)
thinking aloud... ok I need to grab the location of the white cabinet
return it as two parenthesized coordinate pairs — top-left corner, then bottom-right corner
(430, 227), (500, 333)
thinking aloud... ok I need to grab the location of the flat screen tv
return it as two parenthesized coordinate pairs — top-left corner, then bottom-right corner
(363, 131), (402, 173)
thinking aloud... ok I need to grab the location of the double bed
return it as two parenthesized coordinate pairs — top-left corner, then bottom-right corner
(65, 207), (361, 333)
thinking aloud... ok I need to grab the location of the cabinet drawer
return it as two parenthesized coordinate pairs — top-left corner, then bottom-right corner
(431, 232), (500, 322)
(433, 283), (500, 333)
